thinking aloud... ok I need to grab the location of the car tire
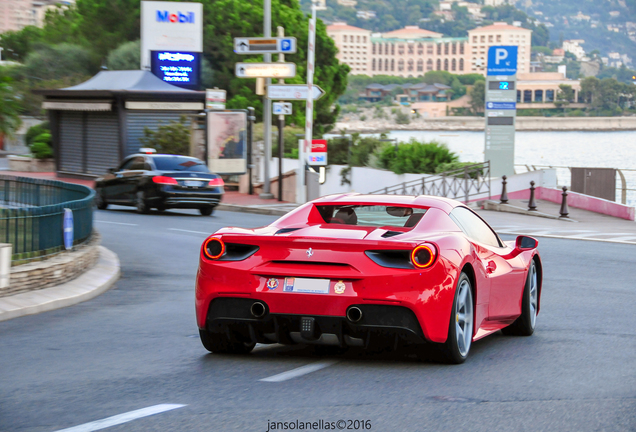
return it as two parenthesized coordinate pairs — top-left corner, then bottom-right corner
(136, 191), (150, 214)
(502, 260), (538, 337)
(199, 207), (214, 216)
(155, 204), (166, 212)
(95, 191), (108, 210)
(199, 329), (255, 354)
(434, 272), (474, 364)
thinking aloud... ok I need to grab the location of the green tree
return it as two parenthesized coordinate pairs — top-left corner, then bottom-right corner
(0, 26), (43, 62)
(0, 76), (23, 138)
(139, 116), (191, 155)
(554, 84), (574, 114)
(23, 43), (99, 81)
(107, 40), (140, 70)
(378, 140), (459, 175)
(468, 80), (485, 114)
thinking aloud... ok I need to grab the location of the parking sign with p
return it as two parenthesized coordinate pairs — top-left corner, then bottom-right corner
(487, 46), (518, 76)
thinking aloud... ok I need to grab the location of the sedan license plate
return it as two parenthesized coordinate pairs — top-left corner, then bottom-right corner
(183, 180), (204, 187)
(283, 277), (330, 294)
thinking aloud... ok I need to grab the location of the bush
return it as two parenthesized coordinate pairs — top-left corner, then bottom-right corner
(30, 141), (53, 159)
(359, 115), (367, 121)
(139, 115), (191, 155)
(25, 122), (49, 146)
(434, 161), (482, 178)
(378, 140), (458, 175)
(394, 110), (410, 124)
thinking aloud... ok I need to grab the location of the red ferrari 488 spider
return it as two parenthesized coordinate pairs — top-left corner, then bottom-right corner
(195, 194), (542, 363)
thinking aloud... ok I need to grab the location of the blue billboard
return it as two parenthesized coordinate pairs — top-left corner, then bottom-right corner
(150, 51), (201, 90)
(487, 46), (518, 76)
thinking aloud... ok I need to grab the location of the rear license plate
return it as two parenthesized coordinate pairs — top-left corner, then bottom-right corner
(283, 277), (330, 294)
(183, 180), (204, 187)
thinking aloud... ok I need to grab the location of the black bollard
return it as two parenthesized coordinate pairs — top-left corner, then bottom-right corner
(560, 186), (569, 218)
(528, 181), (537, 211)
(500, 175), (509, 204)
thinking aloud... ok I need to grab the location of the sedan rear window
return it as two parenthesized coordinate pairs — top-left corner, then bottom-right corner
(153, 156), (210, 172)
(316, 205), (427, 228)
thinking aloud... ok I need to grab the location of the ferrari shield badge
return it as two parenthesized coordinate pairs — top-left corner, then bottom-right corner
(334, 280), (346, 294)
(306, 248), (314, 258)
(267, 278), (279, 290)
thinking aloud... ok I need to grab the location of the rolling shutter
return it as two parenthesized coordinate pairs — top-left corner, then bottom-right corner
(125, 111), (196, 156)
(86, 112), (120, 175)
(59, 111), (83, 173)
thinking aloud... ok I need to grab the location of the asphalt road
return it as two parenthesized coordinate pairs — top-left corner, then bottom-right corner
(1, 207), (635, 432)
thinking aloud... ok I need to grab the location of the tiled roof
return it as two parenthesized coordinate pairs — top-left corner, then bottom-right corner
(470, 23), (532, 32)
(382, 26), (442, 38)
(327, 22), (369, 32)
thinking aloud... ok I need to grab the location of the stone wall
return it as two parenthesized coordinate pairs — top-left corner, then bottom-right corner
(1, 232), (101, 297)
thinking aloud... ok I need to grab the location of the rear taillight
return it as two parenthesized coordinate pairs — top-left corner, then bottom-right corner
(411, 244), (437, 269)
(208, 178), (224, 187)
(203, 237), (225, 260)
(152, 176), (178, 185)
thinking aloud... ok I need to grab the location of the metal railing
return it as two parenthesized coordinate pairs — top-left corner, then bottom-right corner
(515, 165), (635, 206)
(0, 175), (95, 263)
(369, 161), (491, 203)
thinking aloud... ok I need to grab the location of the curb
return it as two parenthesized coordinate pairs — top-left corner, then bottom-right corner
(482, 200), (577, 222)
(497, 230), (636, 245)
(0, 246), (120, 322)
(216, 203), (292, 216)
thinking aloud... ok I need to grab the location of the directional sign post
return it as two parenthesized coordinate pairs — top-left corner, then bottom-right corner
(234, 37), (297, 54)
(485, 46), (518, 178)
(273, 102), (292, 115)
(235, 63), (296, 78)
(267, 84), (325, 101)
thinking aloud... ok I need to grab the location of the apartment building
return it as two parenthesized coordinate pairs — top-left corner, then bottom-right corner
(328, 22), (532, 77)
(467, 22), (532, 74)
(0, 0), (72, 33)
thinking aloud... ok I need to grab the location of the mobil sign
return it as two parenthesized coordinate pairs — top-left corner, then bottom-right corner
(307, 139), (328, 166)
(141, 1), (203, 70)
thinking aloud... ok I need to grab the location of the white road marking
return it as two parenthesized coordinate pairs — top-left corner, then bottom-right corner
(54, 404), (186, 432)
(565, 232), (635, 238)
(94, 220), (138, 226)
(606, 236), (636, 241)
(259, 360), (338, 383)
(168, 228), (211, 235)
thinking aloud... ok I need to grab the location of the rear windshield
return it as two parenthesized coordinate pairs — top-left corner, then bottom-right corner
(316, 205), (427, 228)
(153, 156), (210, 172)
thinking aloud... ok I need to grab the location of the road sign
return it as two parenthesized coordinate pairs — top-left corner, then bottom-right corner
(206, 88), (226, 110)
(235, 63), (296, 78)
(267, 84), (325, 100)
(303, 139), (327, 166)
(487, 46), (518, 76)
(63, 208), (73, 250)
(485, 73), (517, 177)
(273, 102), (292, 115)
(234, 37), (297, 54)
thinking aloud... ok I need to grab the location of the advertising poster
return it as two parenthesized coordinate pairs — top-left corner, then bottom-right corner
(207, 111), (247, 175)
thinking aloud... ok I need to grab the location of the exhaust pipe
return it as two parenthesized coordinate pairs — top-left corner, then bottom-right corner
(250, 301), (267, 318)
(346, 306), (363, 323)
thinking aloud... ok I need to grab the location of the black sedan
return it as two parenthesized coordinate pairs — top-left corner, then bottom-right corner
(95, 152), (224, 215)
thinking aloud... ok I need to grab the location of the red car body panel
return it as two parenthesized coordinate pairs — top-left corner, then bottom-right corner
(195, 194), (541, 346)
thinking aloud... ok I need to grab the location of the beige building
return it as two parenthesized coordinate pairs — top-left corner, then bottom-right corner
(328, 22), (533, 78)
(0, 0), (71, 33)
(516, 72), (584, 109)
(467, 23), (532, 74)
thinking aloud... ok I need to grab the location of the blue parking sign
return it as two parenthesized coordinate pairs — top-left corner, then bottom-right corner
(63, 208), (74, 250)
(280, 39), (293, 52)
(487, 46), (518, 76)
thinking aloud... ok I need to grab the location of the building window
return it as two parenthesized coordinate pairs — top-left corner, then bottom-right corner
(452, 43), (456, 55)
(459, 58), (464, 71)
(398, 44), (404, 55)
(408, 44), (414, 55)
(459, 43), (464, 55)
(427, 44), (433, 54)
(372, 44), (376, 54)
(417, 59), (423, 72)
(378, 59), (382, 71)
(451, 58), (456, 71)
(418, 43), (423, 55)
(488, 35), (493, 43)
(356, 36), (360, 43)
(437, 44), (441, 55)
(427, 59), (433, 71)
(379, 44), (383, 55)
(343, 35), (347, 42)
(480, 35), (485, 42)
(372, 58), (376, 71)
(398, 59), (404, 71)
(363, 36), (366, 43)
(535, 90), (543, 102)
(517, 91), (521, 102)
(436, 59), (441, 70)
(385, 59), (389, 70)
(472, 36), (477, 43)
(391, 59), (395, 71)
(444, 43), (449, 55)
(523, 90), (532, 103)
(391, 44), (395, 55)
(407, 59), (414, 71)
(546, 89), (555, 102)
(496, 35), (501, 42)
(444, 59), (449, 70)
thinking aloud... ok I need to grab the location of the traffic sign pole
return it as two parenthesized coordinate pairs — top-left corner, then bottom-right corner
(300, 0), (317, 204)
(261, 0), (274, 199)
(277, 26), (285, 202)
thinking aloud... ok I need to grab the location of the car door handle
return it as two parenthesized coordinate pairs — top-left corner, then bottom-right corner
(486, 261), (497, 274)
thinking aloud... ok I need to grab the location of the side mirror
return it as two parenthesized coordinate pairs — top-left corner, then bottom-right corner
(516, 235), (538, 251)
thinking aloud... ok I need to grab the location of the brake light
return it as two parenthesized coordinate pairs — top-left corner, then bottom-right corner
(152, 176), (178, 185)
(208, 178), (224, 187)
(411, 244), (437, 269)
(203, 237), (225, 260)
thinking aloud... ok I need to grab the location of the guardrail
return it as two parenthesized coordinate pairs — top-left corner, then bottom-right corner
(369, 162), (491, 203)
(0, 175), (94, 264)
(515, 165), (635, 206)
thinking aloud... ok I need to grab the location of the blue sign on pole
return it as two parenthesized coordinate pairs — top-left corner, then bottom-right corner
(63, 208), (73, 250)
(487, 46), (518, 76)
(280, 39), (293, 52)
(487, 102), (517, 110)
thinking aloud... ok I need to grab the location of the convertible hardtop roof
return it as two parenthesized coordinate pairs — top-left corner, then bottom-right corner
(312, 193), (464, 213)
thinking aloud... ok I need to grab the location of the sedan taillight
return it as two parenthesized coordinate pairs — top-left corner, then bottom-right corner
(152, 176), (178, 185)
(208, 178), (224, 187)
